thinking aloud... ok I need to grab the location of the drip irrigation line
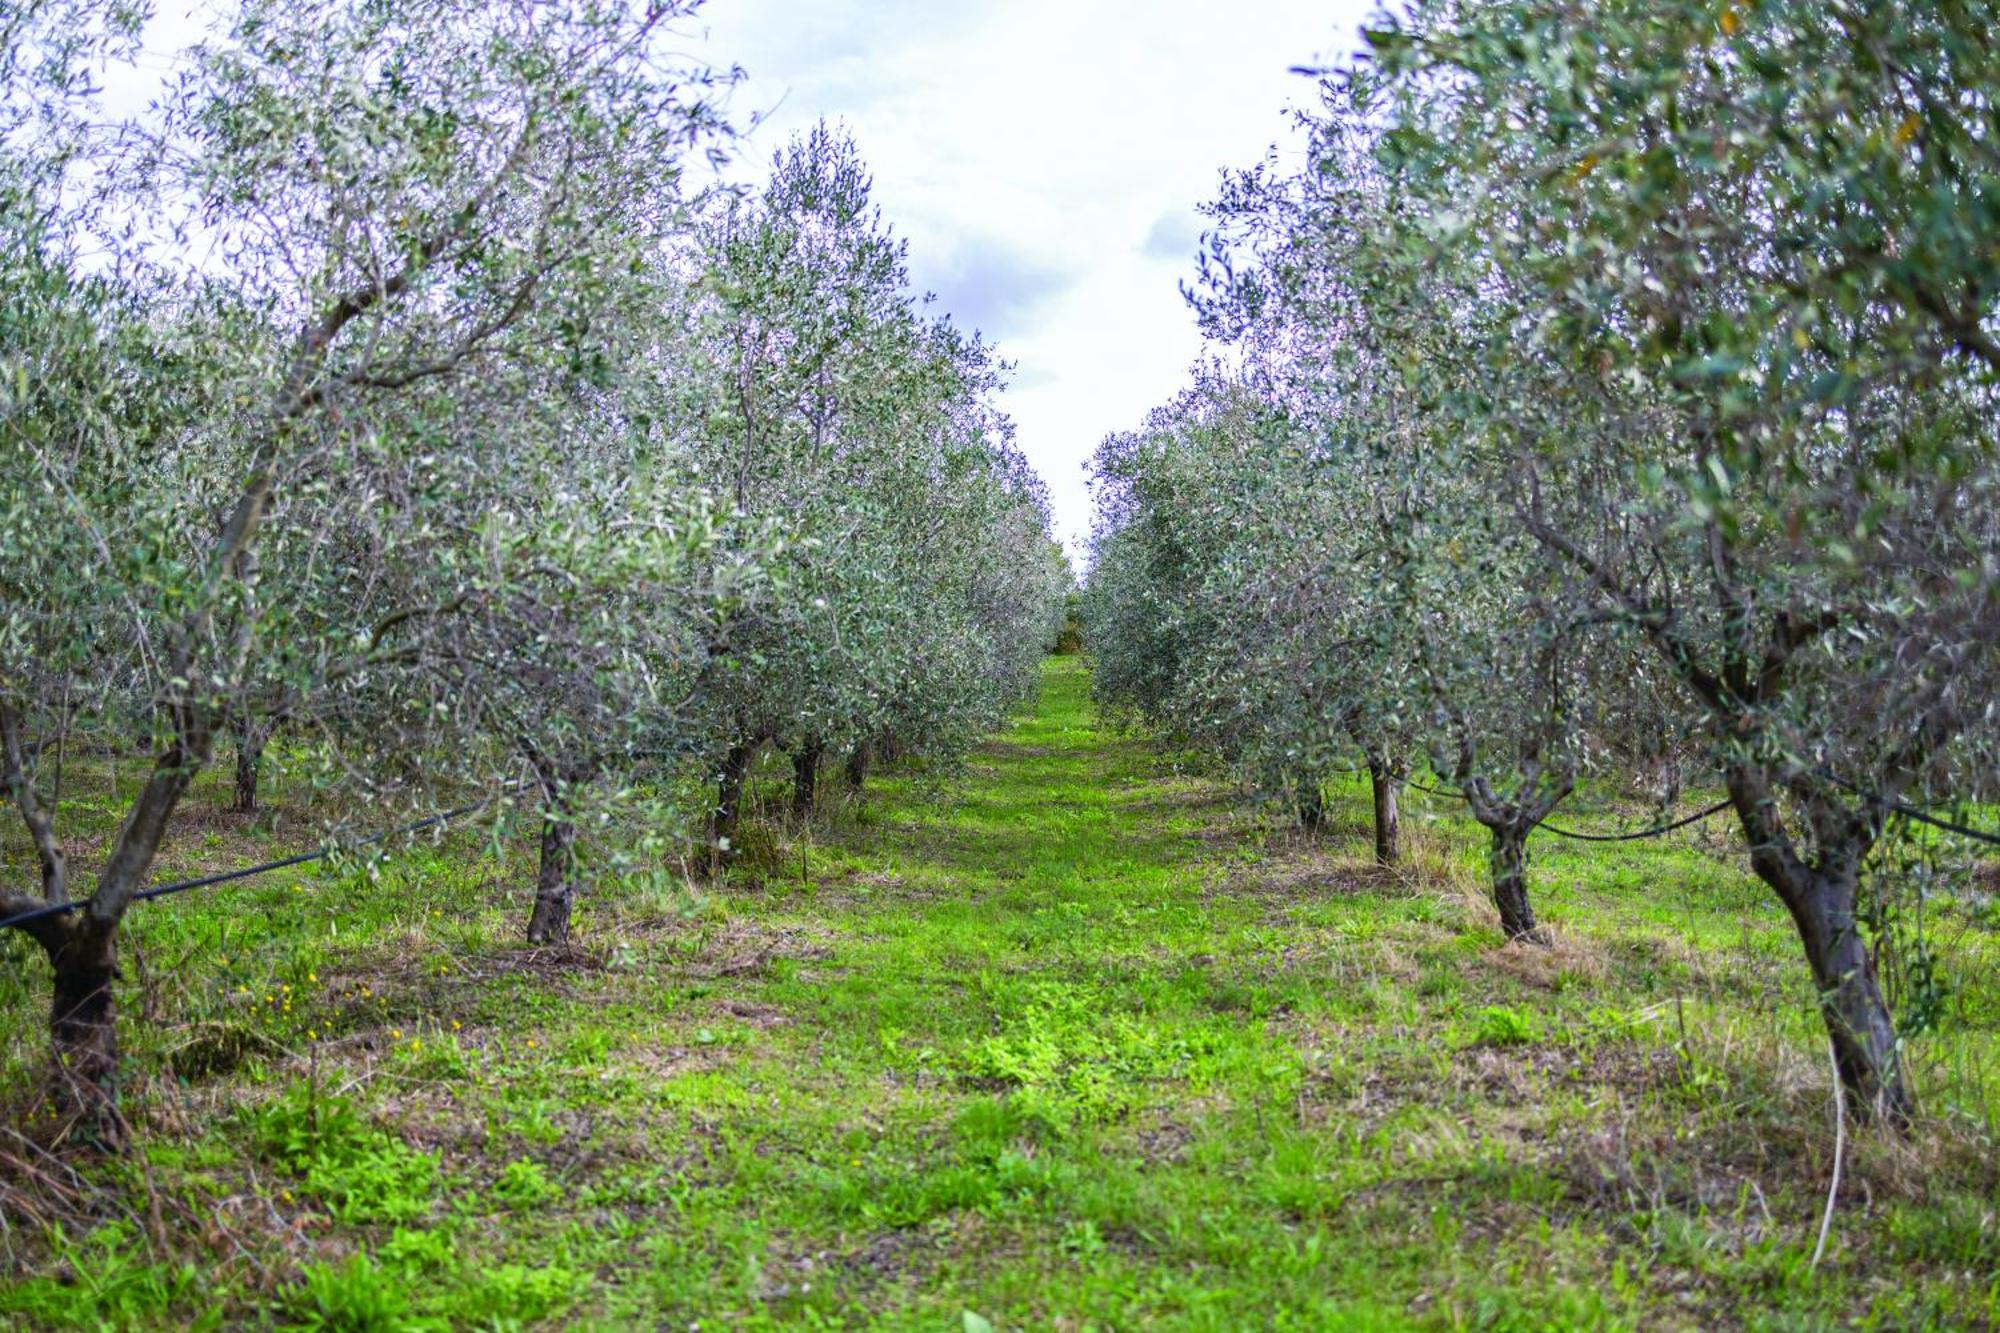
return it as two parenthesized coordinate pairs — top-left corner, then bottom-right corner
(1538, 799), (1734, 843)
(1819, 771), (2000, 848)
(1401, 779), (1733, 841)
(1413, 767), (1995, 847)
(0, 782), (528, 936)
(1885, 802), (2000, 848)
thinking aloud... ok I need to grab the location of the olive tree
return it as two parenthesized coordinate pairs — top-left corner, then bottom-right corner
(663, 126), (1064, 869)
(1289, 0), (2000, 1118)
(1, 0), (730, 1138)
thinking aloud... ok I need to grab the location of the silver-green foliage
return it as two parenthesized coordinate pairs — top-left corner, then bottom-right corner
(0, 4), (1064, 1126)
(1087, 0), (2000, 1120)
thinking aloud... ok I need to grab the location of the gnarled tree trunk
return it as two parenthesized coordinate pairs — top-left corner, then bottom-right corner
(791, 739), (823, 818)
(5, 908), (126, 1148)
(231, 719), (265, 815)
(1486, 823), (1542, 942)
(527, 811), (577, 945)
(5, 703), (211, 1148)
(1366, 752), (1401, 866)
(709, 736), (763, 878)
(46, 921), (122, 1145)
(1728, 767), (1912, 1123)
(1459, 768), (1569, 946)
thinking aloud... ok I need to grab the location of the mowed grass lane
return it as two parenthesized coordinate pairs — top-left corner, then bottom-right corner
(2, 657), (1995, 1329)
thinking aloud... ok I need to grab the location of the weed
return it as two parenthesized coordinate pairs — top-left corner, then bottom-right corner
(450, 1263), (586, 1326)
(279, 1257), (417, 1332)
(490, 1158), (561, 1209)
(1473, 1004), (1540, 1047)
(245, 1087), (439, 1224)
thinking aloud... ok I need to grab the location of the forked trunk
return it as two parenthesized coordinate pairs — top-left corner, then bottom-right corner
(527, 814), (577, 944)
(1460, 769), (1567, 946)
(11, 734), (206, 1149)
(1488, 824), (1544, 944)
(1366, 754), (1401, 866)
(792, 740), (823, 818)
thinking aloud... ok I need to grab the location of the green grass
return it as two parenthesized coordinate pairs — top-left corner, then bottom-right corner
(1, 657), (1997, 1328)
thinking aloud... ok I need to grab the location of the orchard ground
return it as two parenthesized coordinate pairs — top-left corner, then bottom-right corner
(1, 658), (1997, 1329)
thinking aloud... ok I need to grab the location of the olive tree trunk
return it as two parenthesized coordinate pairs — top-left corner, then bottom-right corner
(1486, 823), (1541, 942)
(791, 739), (823, 818)
(231, 720), (265, 815)
(1728, 766), (1912, 1123)
(1459, 769), (1570, 946)
(5, 705), (207, 1148)
(527, 811), (578, 945)
(844, 742), (869, 793)
(47, 922), (121, 1143)
(709, 736), (764, 878)
(1366, 752), (1401, 866)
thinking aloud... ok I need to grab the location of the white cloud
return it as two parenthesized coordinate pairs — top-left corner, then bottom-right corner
(697, 0), (1376, 563)
(116, 0), (1377, 564)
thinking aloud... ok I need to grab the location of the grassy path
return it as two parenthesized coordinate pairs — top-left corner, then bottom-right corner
(3, 657), (1996, 1328)
(589, 657), (1989, 1328)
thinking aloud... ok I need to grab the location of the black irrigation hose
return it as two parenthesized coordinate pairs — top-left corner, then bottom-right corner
(9, 761), (1986, 940)
(0, 784), (526, 936)
(1538, 798), (1734, 843)
(1412, 768), (2000, 847)
(1885, 802), (2000, 848)
(1401, 779), (1733, 842)
(1818, 770), (2000, 849)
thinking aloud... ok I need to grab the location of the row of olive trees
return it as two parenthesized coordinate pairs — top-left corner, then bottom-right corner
(1088, 0), (2000, 1125)
(0, 0), (1066, 1144)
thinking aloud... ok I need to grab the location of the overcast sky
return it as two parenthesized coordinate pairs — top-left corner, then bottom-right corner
(694, 1), (1374, 562)
(128, 0), (1376, 563)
